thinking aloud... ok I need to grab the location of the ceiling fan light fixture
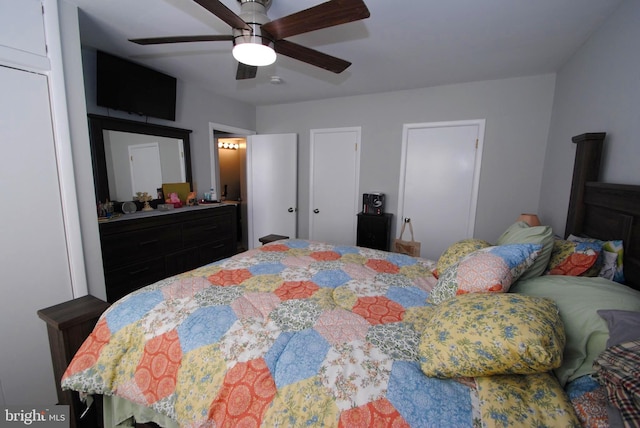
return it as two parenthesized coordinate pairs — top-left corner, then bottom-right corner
(232, 39), (276, 66)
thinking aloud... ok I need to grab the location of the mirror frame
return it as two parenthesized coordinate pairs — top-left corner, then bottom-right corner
(88, 114), (193, 203)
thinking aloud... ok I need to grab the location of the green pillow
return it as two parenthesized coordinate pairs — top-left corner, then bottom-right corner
(511, 275), (640, 385)
(497, 221), (553, 280)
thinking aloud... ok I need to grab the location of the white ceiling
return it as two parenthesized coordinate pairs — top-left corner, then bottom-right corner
(69, 0), (623, 106)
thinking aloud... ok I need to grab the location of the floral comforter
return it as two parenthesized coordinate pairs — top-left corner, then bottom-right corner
(62, 240), (579, 427)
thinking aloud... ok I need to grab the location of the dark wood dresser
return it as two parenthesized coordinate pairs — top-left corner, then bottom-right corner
(99, 205), (237, 302)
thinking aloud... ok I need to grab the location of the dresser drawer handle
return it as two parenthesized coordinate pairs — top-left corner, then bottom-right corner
(139, 239), (159, 247)
(203, 226), (219, 232)
(129, 267), (150, 276)
(212, 243), (225, 249)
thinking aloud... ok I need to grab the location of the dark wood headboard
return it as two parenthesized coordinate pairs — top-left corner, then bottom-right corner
(565, 133), (640, 290)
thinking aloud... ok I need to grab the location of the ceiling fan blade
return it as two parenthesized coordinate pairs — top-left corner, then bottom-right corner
(262, 0), (370, 40)
(193, 0), (251, 31)
(129, 35), (233, 45)
(274, 39), (351, 73)
(236, 63), (258, 80)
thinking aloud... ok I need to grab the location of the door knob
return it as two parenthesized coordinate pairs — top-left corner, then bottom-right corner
(288, 207), (294, 212)
(313, 209), (320, 214)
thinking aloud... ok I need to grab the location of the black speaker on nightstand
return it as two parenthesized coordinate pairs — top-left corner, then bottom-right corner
(362, 192), (385, 215)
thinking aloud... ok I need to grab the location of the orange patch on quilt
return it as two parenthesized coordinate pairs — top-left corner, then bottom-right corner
(274, 281), (320, 301)
(339, 398), (409, 428)
(208, 269), (253, 286)
(550, 253), (597, 276)
(63, 318), (111, 377)
(208, 358), (276, 427)
(135, 330), (182, 404)
(352, 296), (405, 325)
(310, 251), (341, 261)
(365, 259), (400, 274)
(260, 244), (289, 252)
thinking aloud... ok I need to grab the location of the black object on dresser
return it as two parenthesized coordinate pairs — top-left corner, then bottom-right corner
(38, 295), (110, 428)
(357, 212), (393, 251)
(99, 205), (237, 302)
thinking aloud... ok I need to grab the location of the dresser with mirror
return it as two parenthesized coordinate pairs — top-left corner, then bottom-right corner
(88, 115), (237, 302)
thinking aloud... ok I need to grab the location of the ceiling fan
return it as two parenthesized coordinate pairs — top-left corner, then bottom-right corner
(129, 0), (370, 80)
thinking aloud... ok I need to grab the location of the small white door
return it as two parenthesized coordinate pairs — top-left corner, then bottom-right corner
(309, 127), (361, 245)
(129, 143), (163, 197)
(246, 133), (297, 249)
(398, 120), (484, 260)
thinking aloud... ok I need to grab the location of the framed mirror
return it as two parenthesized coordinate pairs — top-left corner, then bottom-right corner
(88, 114), (192, 203)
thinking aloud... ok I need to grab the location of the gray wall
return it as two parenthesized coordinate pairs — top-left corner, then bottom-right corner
(257, 74), (556, 244)
(539, 0), (640, 237)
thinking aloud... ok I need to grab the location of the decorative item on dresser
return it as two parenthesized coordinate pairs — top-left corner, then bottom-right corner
(99, 205), (237, 302)
(357, 212), (393, 250)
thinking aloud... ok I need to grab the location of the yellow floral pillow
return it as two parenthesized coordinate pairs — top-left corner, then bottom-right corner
(419, 293), (565, 378)
(436, 238), (492, 276)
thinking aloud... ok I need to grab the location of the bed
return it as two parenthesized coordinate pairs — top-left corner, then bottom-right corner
(62, 132), (640, 427)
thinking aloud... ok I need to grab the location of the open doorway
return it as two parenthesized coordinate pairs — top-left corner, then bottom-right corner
(209, 122), (254, 253)
(209, 123), (297, 251)
(214, 131), (248, 252)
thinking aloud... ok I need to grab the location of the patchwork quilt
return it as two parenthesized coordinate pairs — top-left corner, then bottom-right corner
(62, 240), (579, 427)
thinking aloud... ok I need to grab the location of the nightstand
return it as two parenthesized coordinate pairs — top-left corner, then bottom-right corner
(38, 295), (110, 428)
(357, 213), (393, 251)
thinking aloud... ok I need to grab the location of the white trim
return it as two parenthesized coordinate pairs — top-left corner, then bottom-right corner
(44, 0), (88, 298)
(397, 119), (485, 240)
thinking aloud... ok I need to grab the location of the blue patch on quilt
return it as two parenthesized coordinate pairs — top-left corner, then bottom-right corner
(264, 331), (294, 376)
(386, 286), (428, 308)
(248, 262), (286, 275)
(105, 290), (164, 334)
(387, 360), (472, 427)
(177, 305), (237, 354)
(333, 245), (361, 255)
(386, 252), (418, 267)
(312, 270), (352, 288)
(284, 239), (310, 249)
(274, 329), (329, 389)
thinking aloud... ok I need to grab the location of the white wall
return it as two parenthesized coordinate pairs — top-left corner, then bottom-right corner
(539, 0), (640, 236)
(257, 74), (556, 243)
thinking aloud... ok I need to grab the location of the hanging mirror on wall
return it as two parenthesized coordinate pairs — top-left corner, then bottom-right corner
(88, 114), (193, 204)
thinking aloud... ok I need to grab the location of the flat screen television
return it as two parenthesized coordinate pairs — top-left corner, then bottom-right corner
(96, 50), (177, 121)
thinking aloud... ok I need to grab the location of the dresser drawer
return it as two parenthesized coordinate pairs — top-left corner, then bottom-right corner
(99, 206), (237, 303)
(182, 211), (234, 246)
(104, 257), (167, 302)
(101, 227), (182, 268)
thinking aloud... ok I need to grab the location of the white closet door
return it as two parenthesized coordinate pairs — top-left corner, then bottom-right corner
(246, 133), (297, 249)
(0, 65), (73, 405)
(398, 120), (484, 260)
(309, 127), (361, 245)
